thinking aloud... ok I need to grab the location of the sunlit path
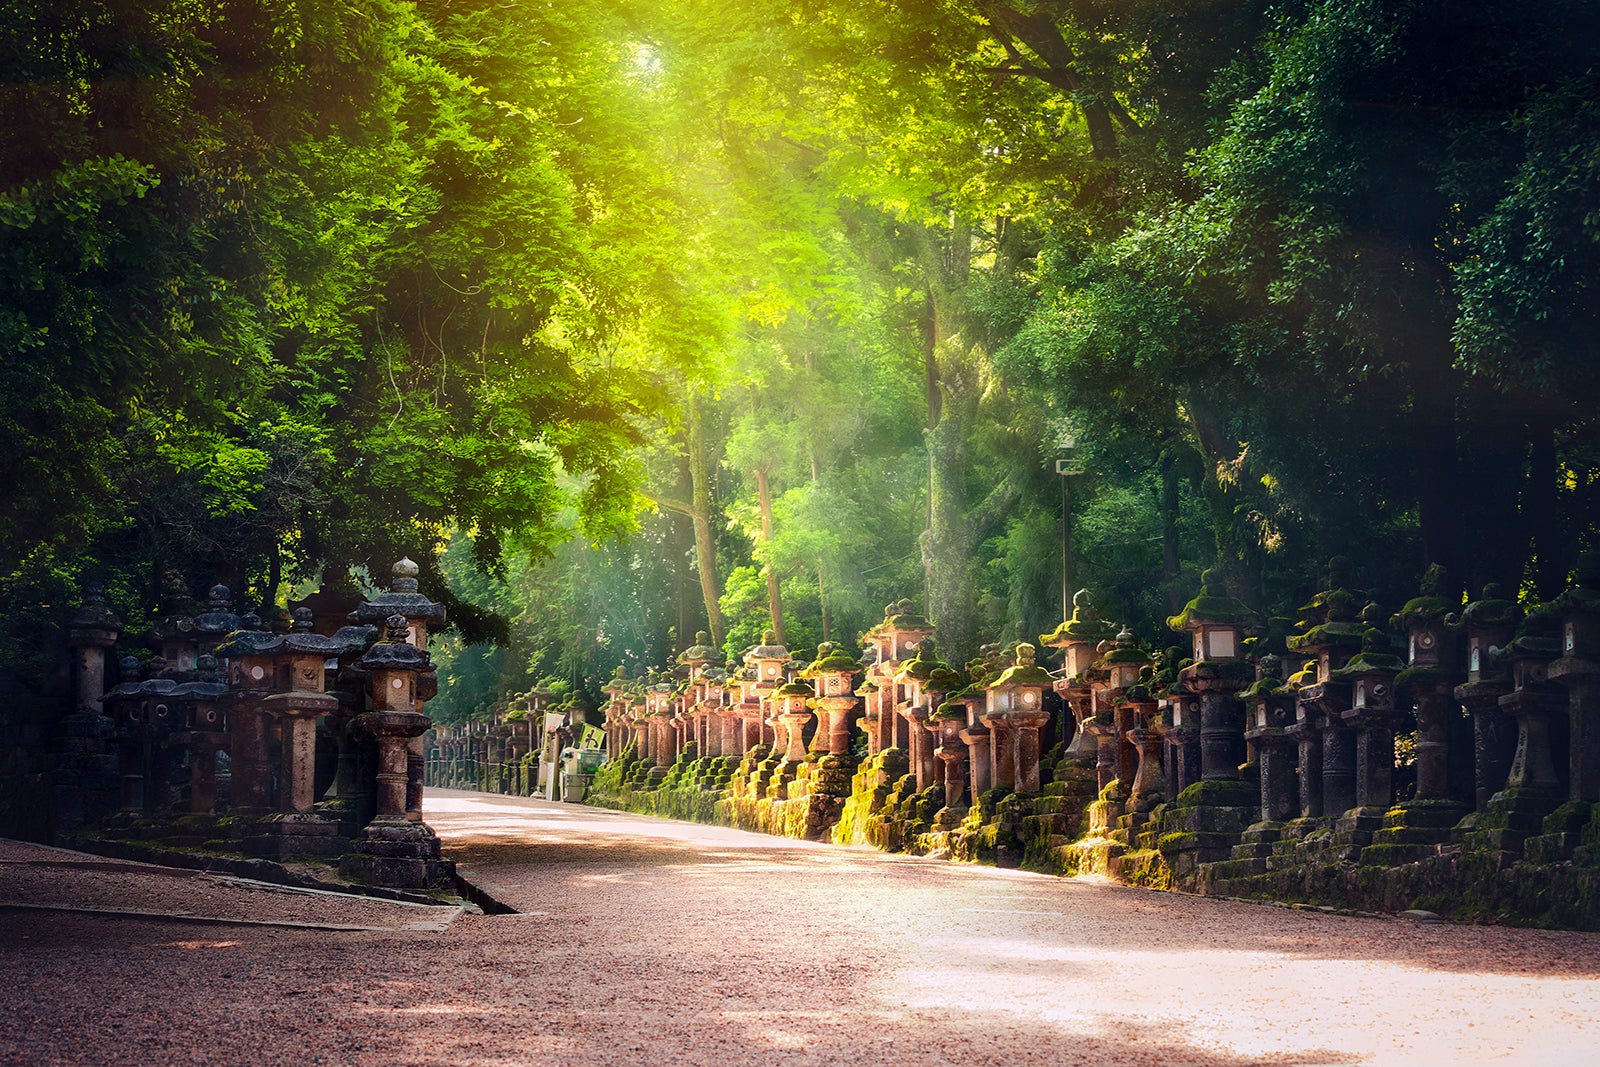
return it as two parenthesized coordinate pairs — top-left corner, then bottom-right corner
(422, 789), (1600, 1067)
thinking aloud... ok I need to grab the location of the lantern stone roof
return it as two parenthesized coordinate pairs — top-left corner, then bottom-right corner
(988, 643), (1053, 688)
(870, 598), (932, 633)
(749, 630), (788, 660)
(355, 616), (432, 671)
(1451, 584), (1521, 631)
(1096, 629), (1151, 670)
(1330, 630), (1405, 677)
(929, 700), (967, 721)
(1554, 551), (1600, 616)
(1392, 563), (1457, 629)
(1494, 606), (1563, 664)
(678, 631), (719, 664)
(1040, 588), (1118, 648)
(191, 584), (241, 637)
(775, 680), (814, 699)
(1167, 569), (1256, 632)
(348, 558), (447, 627)
(896, 638), (947, 682)
(803, 642), (862, 677)
(68, 583), (123, 632)
(925, 665), (965, 694)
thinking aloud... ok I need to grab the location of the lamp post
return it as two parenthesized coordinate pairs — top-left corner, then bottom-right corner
(1055, 432), (1080, 623)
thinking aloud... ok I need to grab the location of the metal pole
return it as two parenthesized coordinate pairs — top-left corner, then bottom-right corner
(1061, 472), (1071, 621)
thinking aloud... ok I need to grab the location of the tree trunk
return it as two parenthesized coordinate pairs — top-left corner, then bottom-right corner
(1160, 449), (1184, 613)
(686, 390), (726, 648)
(755, 467), (785, 645)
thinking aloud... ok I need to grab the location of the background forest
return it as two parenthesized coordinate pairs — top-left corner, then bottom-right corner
(4, 0), (1598, 720)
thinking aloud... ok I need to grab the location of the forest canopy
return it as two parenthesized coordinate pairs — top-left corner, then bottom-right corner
(4, 0), (1598, 717)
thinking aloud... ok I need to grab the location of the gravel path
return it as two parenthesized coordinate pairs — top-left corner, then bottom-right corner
(3, 789), (1597, 1066)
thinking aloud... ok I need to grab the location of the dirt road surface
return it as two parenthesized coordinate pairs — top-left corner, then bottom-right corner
(3, 789), (1596, 1066)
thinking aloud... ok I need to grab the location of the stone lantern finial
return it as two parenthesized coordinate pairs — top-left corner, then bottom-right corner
(393, 557), (420, 593)
(291, 607), (315, 633)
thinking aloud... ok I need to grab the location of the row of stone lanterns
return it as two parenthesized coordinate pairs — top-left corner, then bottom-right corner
(64, 560), (454, 890)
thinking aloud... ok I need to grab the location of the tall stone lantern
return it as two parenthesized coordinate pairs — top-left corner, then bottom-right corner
(1382, 565), (1469, 848)
(805, 643), (862, 757)
(339, 615), (453, 889)
(987, 643), (1055, 794)
(1286, 562), (1367, 817)
(1458, 607), (1565, 862)
(348, 558), (447, 822)
(1040, 590), (1118, 762)
(771, 680), (814, 765)
(1450, 585), (1521, 812)
(1168, 570), (1257, 782)
(1328, 614), (1405, 846)
(1542, 553), (1600, 859)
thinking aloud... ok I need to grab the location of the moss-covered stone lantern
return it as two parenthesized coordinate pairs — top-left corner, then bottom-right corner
(679, 631), (719, 679)
(1457, 606), (1565, 862)
(1285, 559), (1367, 818)
(1329, 611), (1405, 842)
(804, 642), (862, 757)
(771, 679), (814, 764)
(1042, 590), (1119, 763)
(1169, 569), (1257, 783)
(1236, 656), (1299, 863)
(749, 630), (790, 688)
(897, 638), (949, 789)
(1449, 586), (1521, 810)
(986, 643), (1053, 794)
(1551, 552), (1600, 816)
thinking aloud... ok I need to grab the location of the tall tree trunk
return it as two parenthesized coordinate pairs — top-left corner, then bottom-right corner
(817, 566), (831, 644)
(755, 467), (785, 645)
(686, 390), (726, 648)
(1160, 448), (1184, 613)
(1526, 425), (1563, 600)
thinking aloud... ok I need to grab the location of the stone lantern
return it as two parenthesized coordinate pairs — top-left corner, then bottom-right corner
(986, 644), (1053, 794)
(1553, 554), (1600, 797)
(60, 583), (123, 828)
(602, 668), (631, 760)
(1285, 562), (1367, 818)
(1457, 607), (1565, 862)
(804, 643), (861, 757)
(148, 573), (200, 675)
(1329, 615), (1405, 846)
(1158, 682), (1203, 798)
(1235, 656), (1299, 865)
(1374, 566), (1468, 852)
(261, 608), (370, 854)
(339, 614), (453, 889)
(102, 655), (179, 818)
(1450, 585), (1521, 812)
(862, 600), (934, 753)
(1040, 589), (1118, 763)
(172, 654), (230, 816)
(1169, 570), (1257, 782)
(897, 638), (949, 789)
(347, 559), (447, 821)
(767, 679), (812, 766)
(1087, 628), (1150, 795)
(221, 613), (279, 816)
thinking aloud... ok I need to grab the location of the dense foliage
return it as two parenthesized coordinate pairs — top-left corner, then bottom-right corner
(5, 0), (1597, 717)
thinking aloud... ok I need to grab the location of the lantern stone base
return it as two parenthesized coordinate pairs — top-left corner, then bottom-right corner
(235, 811), (347, 861)
(339, 818), (454, 890)
(1522, 799), (1593, 863)
(1454, 784), (1564, 865)
(1358, 800), (1468, 865)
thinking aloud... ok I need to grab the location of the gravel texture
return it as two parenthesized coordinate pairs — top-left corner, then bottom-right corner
(3, 789), (1597, 1066)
